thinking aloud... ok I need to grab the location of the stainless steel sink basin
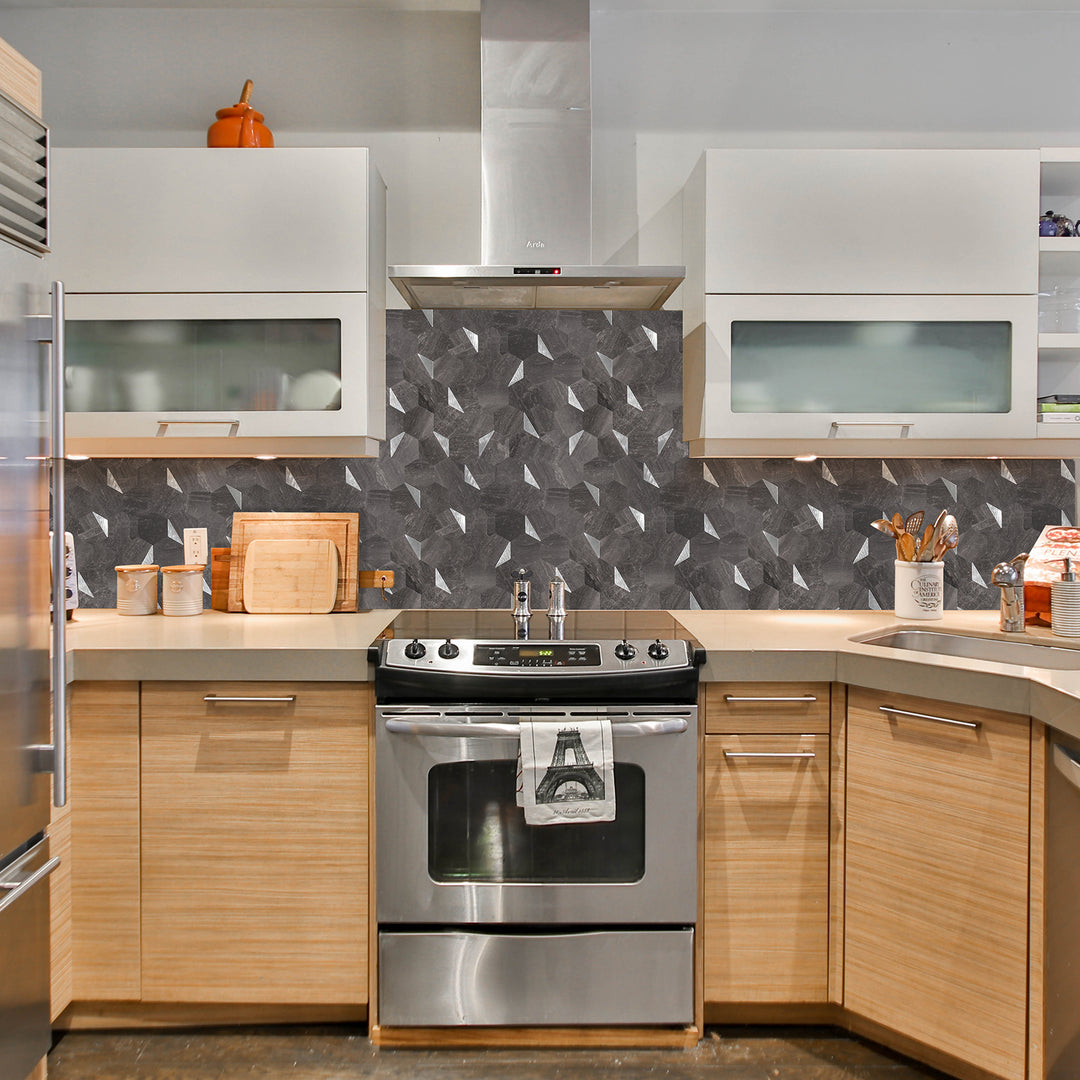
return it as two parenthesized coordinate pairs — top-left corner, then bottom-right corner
(853, 629), (1080, 670)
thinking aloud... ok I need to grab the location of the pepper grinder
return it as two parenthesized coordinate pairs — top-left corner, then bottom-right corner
(510, 568), (532, 640)
(1051, 557), (1080, 637)
(547, 577), (567, 641)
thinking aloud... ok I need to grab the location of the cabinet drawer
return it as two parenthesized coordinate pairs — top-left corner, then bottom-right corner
(704, 734), (830, 1004)
(704, 682), (830, 734)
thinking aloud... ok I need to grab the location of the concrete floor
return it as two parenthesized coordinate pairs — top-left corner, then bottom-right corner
(47, 1025), (952, 1079)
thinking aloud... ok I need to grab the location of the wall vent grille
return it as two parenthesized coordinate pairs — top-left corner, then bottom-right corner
(0, 89), (47, 255)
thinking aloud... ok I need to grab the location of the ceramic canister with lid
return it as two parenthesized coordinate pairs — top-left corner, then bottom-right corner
(161, 565), (205, 616)
(115, 564), (159, 615)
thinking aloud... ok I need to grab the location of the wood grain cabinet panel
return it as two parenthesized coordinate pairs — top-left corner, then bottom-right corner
(68, 681), (142, 1002)
(140, 682), (369, 1004)
(704, 733), (830, 1003)
(844, 688), (1031, 1080)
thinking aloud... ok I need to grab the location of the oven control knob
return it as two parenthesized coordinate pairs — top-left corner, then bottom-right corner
(648, 639), (670, 661)
(404, 639), (426, 660)
(438, 639), (460, 660)
(614, 639), (637, 661)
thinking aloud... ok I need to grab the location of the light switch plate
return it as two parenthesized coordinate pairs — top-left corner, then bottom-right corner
(184, 528), (208, 566)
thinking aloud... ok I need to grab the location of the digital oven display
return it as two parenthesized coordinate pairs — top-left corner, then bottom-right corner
(472, 644), (602, 667)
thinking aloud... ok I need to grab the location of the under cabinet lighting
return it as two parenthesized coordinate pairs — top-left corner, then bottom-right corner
(254, 455), (277, 461)
(794, 454), (818, 462)
(66, 454), (90, 461)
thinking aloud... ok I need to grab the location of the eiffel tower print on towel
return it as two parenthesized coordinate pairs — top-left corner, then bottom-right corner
(535, 727), (605, 803)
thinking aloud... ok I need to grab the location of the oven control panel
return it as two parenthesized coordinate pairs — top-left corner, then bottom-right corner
(473, 643), (601, 667)
(378, 638), (696, 675)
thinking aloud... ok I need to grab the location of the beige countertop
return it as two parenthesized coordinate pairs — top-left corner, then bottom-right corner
(65, 608), (399, 683)
(66, 607), (1080, 740)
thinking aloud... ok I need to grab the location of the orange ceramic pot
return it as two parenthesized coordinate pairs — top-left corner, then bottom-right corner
(207, 103), (274, 148)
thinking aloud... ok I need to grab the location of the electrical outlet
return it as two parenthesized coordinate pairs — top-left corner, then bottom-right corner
(184, 528), (209, 566)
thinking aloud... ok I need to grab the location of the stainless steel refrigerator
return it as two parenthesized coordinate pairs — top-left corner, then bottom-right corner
(0, 87), (65, 1080)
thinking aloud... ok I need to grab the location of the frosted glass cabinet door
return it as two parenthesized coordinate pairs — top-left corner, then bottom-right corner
(691, 294), (1038, 441)
(63, 292), (379, 454)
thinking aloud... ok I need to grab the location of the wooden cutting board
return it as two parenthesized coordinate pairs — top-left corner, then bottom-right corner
(241, 538), (340, 614)
(227, 512), (359, 613)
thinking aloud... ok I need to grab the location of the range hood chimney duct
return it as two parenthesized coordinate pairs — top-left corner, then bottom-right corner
(389, 0), (683, 311)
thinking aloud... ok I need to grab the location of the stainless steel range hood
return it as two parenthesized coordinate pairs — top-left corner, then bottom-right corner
(389, 0), (683, 311)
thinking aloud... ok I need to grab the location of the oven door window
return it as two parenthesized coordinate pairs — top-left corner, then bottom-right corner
(428, 761), (645, 884)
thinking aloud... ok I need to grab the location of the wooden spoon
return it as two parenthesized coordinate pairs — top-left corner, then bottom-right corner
(892, 512), (904, 536)
(915, 524), (935, 561)
(872, 518), (900, 537)
(919, 509), (949, 562)
(898, 532), (917, 561)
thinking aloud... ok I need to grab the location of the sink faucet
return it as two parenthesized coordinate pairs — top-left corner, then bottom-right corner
(991, 553), (1030, 633)
(510, 568), (532, 640)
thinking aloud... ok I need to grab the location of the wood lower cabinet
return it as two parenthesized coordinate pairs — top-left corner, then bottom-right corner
(844, 688), (1031, 1080)
(138, 681), (369, 1004)
(702, 683), (832, 1005)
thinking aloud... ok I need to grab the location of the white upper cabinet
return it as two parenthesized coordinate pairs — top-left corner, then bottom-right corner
(50, 148), (372, 294)
(686, 149), (1039, 300)
(682, 149), (1046, 457)
(50, 148), (386, 458)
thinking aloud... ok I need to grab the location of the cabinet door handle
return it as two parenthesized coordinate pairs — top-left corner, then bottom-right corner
(723, 695), (817, 703)
(0, 857), (60, 915)
(203, 695), (297, 704)
(723, 751), (816, 759)
(157, 419), (241, 437)
(1052, 743), (1080, 793)
(877, 705), (979, 729)
(830, 420), (913, 437)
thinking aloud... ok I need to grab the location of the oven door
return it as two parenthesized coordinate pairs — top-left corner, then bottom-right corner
(376, 704), (697, 926)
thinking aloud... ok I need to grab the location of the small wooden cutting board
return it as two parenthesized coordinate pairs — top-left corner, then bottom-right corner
(241, 538), (340, 614)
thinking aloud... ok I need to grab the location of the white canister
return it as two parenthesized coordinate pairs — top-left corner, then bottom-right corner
(161, 564), (205, 616)
(115, 564), (159, 615)
(1051, 559), (1080, 636)
(894, 560), (944, 620)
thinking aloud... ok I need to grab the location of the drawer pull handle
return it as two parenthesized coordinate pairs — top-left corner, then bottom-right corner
(723, 695), (817, 703)
(723, 751), (816, 759)
(1053, 743), (1080, 793)
(878, 705), (979, 730)
(0, 857), (60, 915)
(204, 695), (297, 704)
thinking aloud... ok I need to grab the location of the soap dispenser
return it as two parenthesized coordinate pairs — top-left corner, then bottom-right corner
(1051, 558), (1080, 636)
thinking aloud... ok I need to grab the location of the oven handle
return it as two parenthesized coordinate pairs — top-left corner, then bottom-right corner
(383, 717), (689, 738)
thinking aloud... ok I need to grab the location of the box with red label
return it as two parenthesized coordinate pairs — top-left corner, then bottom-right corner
(1023, 525), (1080, 625)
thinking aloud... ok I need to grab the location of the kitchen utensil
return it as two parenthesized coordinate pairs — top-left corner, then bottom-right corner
(872, 518), (899, 537)
(207, 78), (275, 148)
(227, 512), (359, 612)
(904, 511), (925, 537)
(915, 524), (935, 561)
(898, 532), (917, 561)
(918, 509), (949, 562)
(932, 515), (959, 561)
(242, 538), (339, 614)
(891, 512), (904, 536)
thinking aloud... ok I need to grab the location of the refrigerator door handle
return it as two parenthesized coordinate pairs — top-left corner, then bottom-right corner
(27, 281), (67, 808)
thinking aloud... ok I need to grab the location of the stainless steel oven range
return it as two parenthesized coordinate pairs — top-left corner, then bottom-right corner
(372, 635), (703, 1028)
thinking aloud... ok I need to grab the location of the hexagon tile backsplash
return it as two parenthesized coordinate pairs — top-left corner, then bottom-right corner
(66, 309), (1075, 611)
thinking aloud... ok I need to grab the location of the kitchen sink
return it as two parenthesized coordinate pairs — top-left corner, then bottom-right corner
(852, 628), (1080, 670)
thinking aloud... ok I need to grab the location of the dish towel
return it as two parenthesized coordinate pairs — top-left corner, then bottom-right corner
(517, 718), (616, 825)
